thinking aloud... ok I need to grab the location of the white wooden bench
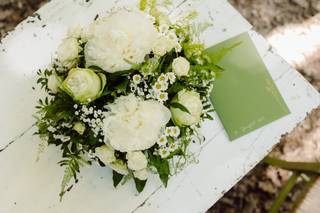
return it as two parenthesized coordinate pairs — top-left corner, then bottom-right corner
(0, 0), (319, 212)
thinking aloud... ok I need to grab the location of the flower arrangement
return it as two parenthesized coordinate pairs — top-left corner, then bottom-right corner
(35, 0), (228, 199)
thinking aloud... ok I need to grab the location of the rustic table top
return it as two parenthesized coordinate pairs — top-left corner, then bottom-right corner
(0, 0), (319, 212)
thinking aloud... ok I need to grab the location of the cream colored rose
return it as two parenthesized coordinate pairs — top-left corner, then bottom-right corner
(126, 151), (148, 171)
(95, 144), (116, 165)
(47, 74), (61, 94)
(57, 37), (81, 68)
(103, 94), (171, 152)
(85, 10), (159, 73)
(170, 90), (203, 126)
(172, 57), (190, 77)
(133, 168), (148, 180)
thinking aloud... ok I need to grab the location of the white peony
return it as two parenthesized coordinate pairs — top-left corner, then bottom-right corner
(95, 144), (116, 165)
(152, 35), (176, 56)
(133, 168), (148, 180)
(47, 74), (60, 94)
(172, 57), (190, 77)
(170, 90), (203, 126)
(103, 94), (171, 152)
(109, 160), (129, 175)
(85, 10), (159, 73)
(57, 37), (81, 68)
(126, 151), (148, 171)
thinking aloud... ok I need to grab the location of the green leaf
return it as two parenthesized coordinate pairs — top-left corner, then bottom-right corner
(167, 82), (185, 94)
(149, 154), (170, 187)
(170, 102), (191, 114)
(112, 171), (124, 187)
(134, 178), (147, 193)
(88, 65), (105, 73)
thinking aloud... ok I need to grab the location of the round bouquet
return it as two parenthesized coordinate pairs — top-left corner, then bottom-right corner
(35, 0), (223, 199)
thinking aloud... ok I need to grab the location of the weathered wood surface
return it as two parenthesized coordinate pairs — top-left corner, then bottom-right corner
(0, 0), (319, 212)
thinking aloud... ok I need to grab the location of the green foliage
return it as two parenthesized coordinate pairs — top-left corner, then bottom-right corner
(170, 102), (190, 114)
(58, 154), (89, 201)
(134, 178), (147, 193)
(112, 171), (124, 187)
(148, 153), (170, 187)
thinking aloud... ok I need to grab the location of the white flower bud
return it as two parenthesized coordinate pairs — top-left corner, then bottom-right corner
(95, 144), (116, 165)
(126, 151), (148, 171)
(133, 168), (148, 180)
(47, 74), (60, 94)
(57, 37), (81, 68)
(73, 122), (86, 135)
(170, 90), (203, 126)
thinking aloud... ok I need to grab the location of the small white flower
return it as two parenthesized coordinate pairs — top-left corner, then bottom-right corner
(73, 104), (78, 109)
(172, 57), (190, 77)
(133, 168), (149, 180)
(169, 126), (180, 137)
(157, 136), (168, 146)
(159, 147), (170, 158)
(165, 127), (172, 136)
(158, 73), (168, 83)
(152, 82), (163, 93)
(168, 143), (179, 152)
(159, 24), (169, 34)
(160, 81), (169, 91)
(167, 72), (176, 84)
(132, 74), (142, 84)
(157, 92), (168, 102)
(126, 151), (148, 171)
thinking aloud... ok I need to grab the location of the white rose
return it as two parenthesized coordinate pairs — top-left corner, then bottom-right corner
(126, 151), (148, 171)
(103, 94), (171, 152)
(60, 68), (106, 104)
(109, 160), (129, 175)
(85, 10), (159, 73)
(170, 90), (203, 126)
(152, 35), (176, 56)
(133, 169), (148, 180)
(95, 144), (116, 165)
(57, 37), (81, 68)
(47, 74), (61, 94)
(172, 57), (190, 77)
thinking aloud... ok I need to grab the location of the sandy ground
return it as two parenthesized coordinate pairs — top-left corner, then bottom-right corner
(1, 0), (320, 212)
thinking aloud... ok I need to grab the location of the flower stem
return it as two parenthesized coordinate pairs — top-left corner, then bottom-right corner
(268, 172), (299, 213)
(263, 156), (320, 174)
(292, 174), (318, 211)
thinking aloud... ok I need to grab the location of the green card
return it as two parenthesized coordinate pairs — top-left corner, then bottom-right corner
(207, 33), (290, 141)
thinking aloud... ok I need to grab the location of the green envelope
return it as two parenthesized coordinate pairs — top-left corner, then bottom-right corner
(207, 33), (290, 141)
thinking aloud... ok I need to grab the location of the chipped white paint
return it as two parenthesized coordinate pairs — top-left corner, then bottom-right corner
(0, 0), (319, 212)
